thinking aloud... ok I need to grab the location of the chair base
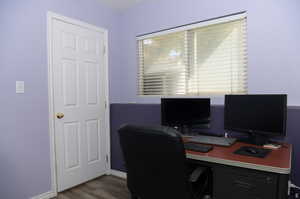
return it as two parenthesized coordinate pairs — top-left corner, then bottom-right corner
(131, 193), (139, 199)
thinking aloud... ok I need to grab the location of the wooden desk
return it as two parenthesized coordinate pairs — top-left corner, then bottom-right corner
(184, 138), (292, 199)
(185, 140), (292, 174)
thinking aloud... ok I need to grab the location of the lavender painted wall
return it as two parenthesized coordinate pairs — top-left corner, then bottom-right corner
(1, 0), (300, 198)
(0, 0), (119, 198)
(118, 0), (300, 105)
(110, 104), (300, 186)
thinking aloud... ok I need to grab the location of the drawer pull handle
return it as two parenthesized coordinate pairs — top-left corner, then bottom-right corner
(233, 180), (254, 190)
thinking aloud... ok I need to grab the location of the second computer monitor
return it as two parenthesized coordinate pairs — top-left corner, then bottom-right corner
(224, 94), (287, 137)
(161, 98), (210, 128)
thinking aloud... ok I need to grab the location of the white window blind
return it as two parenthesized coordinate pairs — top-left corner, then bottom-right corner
(137, 13), (248, 96)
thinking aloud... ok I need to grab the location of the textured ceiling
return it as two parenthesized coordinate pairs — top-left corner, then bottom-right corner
(98, 0), (145, 10)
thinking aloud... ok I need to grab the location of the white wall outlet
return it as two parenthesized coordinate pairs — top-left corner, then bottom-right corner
(16, 81), (25, 94)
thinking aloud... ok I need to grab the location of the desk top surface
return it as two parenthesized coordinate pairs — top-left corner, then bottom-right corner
(184, 138), (292, 174)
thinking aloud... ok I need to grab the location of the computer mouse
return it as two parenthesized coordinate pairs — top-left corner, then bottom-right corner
(246, 148), (258, 154)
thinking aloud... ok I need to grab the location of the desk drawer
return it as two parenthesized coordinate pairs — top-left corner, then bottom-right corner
(214, 166), (278, 199)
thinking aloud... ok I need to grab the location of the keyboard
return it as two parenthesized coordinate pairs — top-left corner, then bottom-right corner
(189, 135), (237, 146)
(184, 142), (213, 153)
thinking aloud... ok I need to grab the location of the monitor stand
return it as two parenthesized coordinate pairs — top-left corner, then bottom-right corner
(178, 125), (191, 135)
(238, 133), (269, 146)
(178, 124), (210, 136)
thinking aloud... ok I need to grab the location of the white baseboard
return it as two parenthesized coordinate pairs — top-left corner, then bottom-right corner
(110, 169), (127, 179)
(30, 190), (57, 199)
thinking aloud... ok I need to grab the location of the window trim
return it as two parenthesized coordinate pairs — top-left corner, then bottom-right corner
(136, 12), (247, 41)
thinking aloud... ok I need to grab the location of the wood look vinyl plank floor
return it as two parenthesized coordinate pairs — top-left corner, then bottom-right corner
(55, 175), (130, 199)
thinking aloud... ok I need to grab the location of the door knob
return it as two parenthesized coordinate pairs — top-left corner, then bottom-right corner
(56, 113), (65, 119)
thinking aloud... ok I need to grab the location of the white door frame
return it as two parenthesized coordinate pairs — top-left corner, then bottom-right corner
(47, 11), (111, 195)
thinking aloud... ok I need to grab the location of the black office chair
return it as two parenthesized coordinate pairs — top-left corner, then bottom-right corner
(118, 124), (210, 199)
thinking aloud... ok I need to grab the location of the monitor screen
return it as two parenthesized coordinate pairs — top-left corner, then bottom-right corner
(161, 98), (210, 127)
(224, 95), (287, 136)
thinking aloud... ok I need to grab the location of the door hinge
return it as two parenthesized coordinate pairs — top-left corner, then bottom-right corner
(106, 155), (109, 163)
(104, 101), (107, 109)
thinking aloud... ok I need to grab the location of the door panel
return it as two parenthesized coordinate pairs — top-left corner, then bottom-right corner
(62, 32), (77, 50)
(62, 59), (78, 107)
(52, 18), (108, 192)
(86, 62), (99, 105)
(86, 119), (100, 163)
(64, 122), (80, 169)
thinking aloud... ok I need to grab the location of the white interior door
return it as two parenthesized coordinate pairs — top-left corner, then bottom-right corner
(51, 17), (109, 192)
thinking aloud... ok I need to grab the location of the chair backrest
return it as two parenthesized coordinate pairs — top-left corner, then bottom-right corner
(118, 124), (189, 199)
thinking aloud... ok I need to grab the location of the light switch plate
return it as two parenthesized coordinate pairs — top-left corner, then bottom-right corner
(16, 81), (25, 93)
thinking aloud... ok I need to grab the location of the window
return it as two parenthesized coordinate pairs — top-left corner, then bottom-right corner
(137, 13), (248, 96)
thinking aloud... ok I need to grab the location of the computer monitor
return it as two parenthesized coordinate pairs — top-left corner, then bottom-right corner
(224, 94), (287, 144)
(161, 98), (210, 130)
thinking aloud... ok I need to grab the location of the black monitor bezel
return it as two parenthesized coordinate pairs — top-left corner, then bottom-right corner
(161, 98), (211, 127)
(224, 94), (287, 137)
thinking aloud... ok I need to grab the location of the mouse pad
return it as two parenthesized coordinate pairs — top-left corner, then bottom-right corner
(234, 146), (271, 158)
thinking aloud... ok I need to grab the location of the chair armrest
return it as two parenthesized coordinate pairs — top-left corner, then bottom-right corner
(189, 166), (207, 183)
